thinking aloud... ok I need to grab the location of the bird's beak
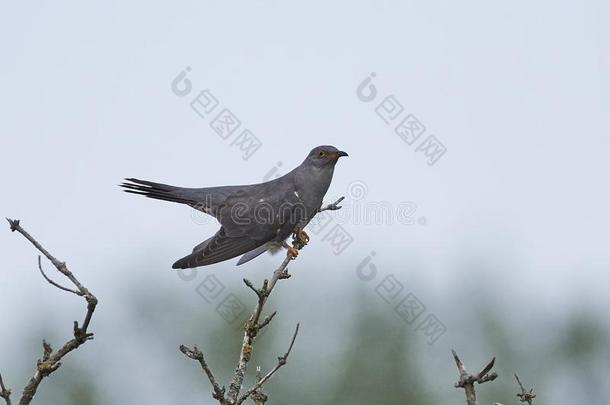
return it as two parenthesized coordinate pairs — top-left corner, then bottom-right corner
(337, 151), (349, 158)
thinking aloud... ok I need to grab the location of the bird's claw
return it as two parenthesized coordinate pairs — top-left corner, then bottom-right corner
(286, 246), (299, 259)
(292, 227), (310, 248)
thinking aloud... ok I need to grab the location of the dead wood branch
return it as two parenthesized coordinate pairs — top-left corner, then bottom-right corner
(236, 323), (299, 404)
(4, 219), (98, 405)
(452, 349), (498, 405)
(514, 373), (536, 404)
(0, 373), (11, 405)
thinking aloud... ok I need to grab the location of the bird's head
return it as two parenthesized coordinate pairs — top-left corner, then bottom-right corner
(305, 145), (348, 168)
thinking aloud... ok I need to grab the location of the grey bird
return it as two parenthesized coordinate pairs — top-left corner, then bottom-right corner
(121, 145), (348, 269)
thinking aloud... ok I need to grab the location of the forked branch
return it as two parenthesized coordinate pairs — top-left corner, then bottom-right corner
(0, 373), (11, 405)
(514, 373), (536, 404)
(452, 349), (498, 405)
(236, 323), (300, 404)
(4, 219), (98, 405)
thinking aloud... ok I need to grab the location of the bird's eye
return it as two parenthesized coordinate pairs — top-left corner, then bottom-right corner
(318, 151), (325, 157)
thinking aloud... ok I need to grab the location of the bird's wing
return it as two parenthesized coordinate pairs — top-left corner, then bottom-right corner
(236, 244), (270, 266)
(173, 227), (264, 269)
(191, 236), (214, 252)
(216, 180), (307, 238)
(178, 183), (307, 268)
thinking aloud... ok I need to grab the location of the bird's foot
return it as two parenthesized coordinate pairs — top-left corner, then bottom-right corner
(292, 227), (309, 249)
(286, 246), (299, 259)
(282, 239), (301, 259)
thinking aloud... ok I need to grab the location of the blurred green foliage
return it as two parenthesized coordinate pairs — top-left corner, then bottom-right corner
(6, 277), (609, 404)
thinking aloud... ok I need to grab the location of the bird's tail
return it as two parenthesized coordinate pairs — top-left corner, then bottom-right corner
(120, 178), (199, 205)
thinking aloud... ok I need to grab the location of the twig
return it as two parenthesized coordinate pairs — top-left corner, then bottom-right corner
(258, 311), (277, 330)
(37, 256), (81, 296)
(179, 345), (227, 404)
(318, 196), (345, 212)
(514, 373), (536, 404)
(226, 254), (293, 403)
(4, 219), (98, 405)
(249, 368), (268, 405)
(0, 373), (12, 405)
(236, 323), (299, 404)
(452, 349), (498, 405)
(182, 235), (300, 404)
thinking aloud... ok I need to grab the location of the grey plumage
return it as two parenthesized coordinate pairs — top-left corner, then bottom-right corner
(121, 145), (347, 269)
(235, 243), (272, 265)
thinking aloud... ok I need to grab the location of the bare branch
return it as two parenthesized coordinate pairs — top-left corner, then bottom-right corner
(37, 256), (81, 296)
(180, 253), (296, 404)
(183, 221), (316, 404)
(249, 368), (269, 405)
(237, 323), (300, 404)
(452, 349), (498, 405)
(515, 373), (536, 404)
(226, 254), (294, 403)
(6, 219), (88, 293)
(179, 345), (227, 404)
(5, 218), (98, 405)
(243, 278), (267, 300)
(0, 373), (12, 405)
(318, 196), (345, 212)
(258, 311), (277, 330)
